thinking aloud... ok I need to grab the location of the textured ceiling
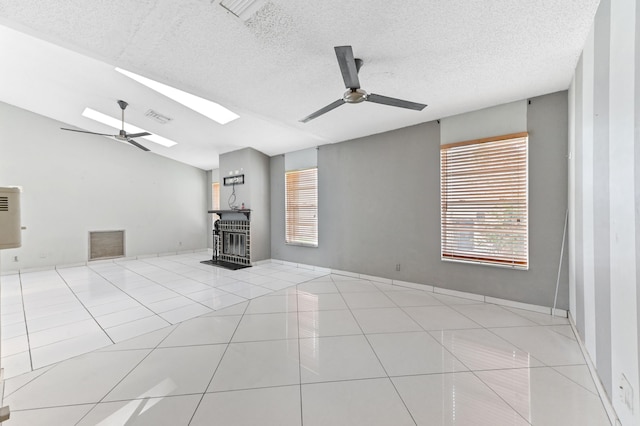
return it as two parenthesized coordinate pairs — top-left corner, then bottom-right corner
(0, 0), (599, 170)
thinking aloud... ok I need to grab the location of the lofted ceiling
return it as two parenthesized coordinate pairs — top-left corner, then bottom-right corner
(0, 0), (599, 170)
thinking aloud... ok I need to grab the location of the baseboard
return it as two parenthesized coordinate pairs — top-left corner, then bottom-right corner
(568, 314), (620, 425)
(2, 255), (567, 320)
(0, 248), (210, 274)
(268, 259), (566, 318)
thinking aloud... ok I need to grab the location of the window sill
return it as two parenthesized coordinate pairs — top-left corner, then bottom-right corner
(286, 242), (318, 248)
(441, 257), (528, 271)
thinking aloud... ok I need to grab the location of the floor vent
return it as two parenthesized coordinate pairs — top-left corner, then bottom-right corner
(89, 230), (125, 260)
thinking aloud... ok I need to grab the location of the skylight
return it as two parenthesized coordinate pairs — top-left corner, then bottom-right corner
(82, 108), (178, 148)
(115, 68), (239, 125)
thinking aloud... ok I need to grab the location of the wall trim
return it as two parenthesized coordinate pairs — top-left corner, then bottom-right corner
(568, 313), (620, 425)
(1, 253), (569, 319)
(270, 259), (568, 317)
(0, 248), (210, 275)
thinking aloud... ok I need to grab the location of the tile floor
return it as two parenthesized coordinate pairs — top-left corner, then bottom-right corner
(0, 255), (612, 425)
(0, 253), (326, 378)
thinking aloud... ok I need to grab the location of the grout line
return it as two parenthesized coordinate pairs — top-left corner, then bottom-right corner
(294, 282), (304, 426)
(17, 271), (34, 372)
(336, 278), (418, 426)
(91, 261), (220, 314)
(0, 258), (302, 380)
(187, 297), (250, 425)
(74, 322), (183, 425)
(549, 365), (601, 396)
(469, 368), (536, 424)
(567, 314), (620, 425)
(1, 267), (610, 425)
(55, 270), (116, 345)
(0, 365), (55, 400)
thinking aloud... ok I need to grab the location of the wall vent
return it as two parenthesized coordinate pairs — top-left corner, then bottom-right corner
(0, 187), (21, 249)
(145, 109), (173, 124)
(89, 230), (125, 260)
(219, 0), (266, 21)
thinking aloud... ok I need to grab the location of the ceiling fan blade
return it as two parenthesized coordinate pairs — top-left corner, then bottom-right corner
(60, 128), (114, 137)
(366, 93), (427, 111)
(126, 138), (150, 151)
(334, 46), (361, 90)
(126, 132), (152, 138)
(300, 99), (346, 123)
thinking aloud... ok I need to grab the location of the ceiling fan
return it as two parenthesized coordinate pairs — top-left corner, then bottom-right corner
(61, 100), (151, 151)
(300, 46), (428, 123)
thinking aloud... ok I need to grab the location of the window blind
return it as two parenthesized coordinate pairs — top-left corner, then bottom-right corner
(212, 182), (220, 210)
(285, 167), (318, 246)
(440, 133), (528, 268)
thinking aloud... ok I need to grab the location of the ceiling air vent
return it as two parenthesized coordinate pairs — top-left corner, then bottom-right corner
(219, 0), (266, 21)
(145, 109), (173, 125)
(0, 197), (8, 212)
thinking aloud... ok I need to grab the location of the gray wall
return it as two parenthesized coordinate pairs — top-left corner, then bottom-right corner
(219, 147), (270, 261)
(271, 91), (569, 309)
(247, 149), (271, 261)
(0, 101), (209, 272)
(592, 0), (612, 396)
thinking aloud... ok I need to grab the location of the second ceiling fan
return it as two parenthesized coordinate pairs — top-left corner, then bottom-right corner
(300, 46), (427, 123)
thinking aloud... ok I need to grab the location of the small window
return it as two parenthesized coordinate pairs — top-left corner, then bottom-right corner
(440, 133), (528, 269)
(212, 182), (220, 210)
(285, 167), (318, 247)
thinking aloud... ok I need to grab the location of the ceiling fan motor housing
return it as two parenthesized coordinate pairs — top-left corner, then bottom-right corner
(343, 88), (367, 103)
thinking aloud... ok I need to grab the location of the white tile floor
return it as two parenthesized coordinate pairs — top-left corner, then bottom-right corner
(0, 253), (325, 378)
(0, 255), (612, 425)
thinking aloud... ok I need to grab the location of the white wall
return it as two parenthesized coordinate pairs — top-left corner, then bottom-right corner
(568, 0), (640, 423)
(0, 101), (209, 272)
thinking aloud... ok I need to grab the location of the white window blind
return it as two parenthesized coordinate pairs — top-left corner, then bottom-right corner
(212, 182), (220, 210)
(440, 132), (528, 269)
(285, 167), (318, 247)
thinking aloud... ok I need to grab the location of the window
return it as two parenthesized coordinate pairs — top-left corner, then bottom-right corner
(212, 182), (220, 210)
(285, 167), (318, 246)
(440, 133), (528, 268)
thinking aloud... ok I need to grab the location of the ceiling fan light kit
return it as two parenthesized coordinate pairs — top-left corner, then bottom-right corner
(300, 45), (427, 123)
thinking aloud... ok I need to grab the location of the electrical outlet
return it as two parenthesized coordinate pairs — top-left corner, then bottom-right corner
(395, 263), (401, 271)
(619, 374), (634, 413)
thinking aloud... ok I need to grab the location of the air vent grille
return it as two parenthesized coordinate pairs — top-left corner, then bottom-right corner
(145, 109), (173, 124)
(0, 197), (8, 212)
(89, 230), (125, 260)
(220, 0), (266, 20)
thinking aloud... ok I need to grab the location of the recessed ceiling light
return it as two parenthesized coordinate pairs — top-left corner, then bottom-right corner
(82, 108), (178, 148)
(115, 67), (239, 125)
